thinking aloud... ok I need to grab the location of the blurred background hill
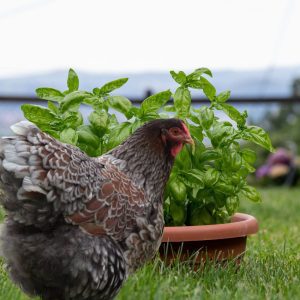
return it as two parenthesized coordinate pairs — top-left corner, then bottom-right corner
(0, 66), (300, 98)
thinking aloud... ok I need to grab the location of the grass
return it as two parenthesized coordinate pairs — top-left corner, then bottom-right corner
(1, 187), (300, 299)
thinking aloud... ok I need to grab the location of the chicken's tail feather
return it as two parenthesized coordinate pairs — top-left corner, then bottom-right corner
(0, 122), (59, 229)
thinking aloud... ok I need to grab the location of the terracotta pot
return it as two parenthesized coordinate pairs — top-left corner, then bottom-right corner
(159, 213), (258, 266)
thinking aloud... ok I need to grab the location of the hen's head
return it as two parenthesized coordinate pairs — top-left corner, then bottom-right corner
(135, 119), (194, 158)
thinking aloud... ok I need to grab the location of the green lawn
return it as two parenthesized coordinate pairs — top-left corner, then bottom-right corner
(1, 188), (300, 300)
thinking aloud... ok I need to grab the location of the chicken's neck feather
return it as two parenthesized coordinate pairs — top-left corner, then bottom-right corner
(109, 130), (174, 202)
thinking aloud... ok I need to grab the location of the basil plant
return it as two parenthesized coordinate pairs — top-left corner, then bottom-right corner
(21, 68), (273, 226)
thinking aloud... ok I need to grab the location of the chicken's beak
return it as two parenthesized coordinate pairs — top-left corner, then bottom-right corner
(183, 135), (195, 154)
(184, 136), (194, 146)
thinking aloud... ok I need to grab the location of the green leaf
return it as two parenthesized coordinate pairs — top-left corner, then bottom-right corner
(63, 111), (83, 129)
(203, 168), (220, 187)
(189, 206), (215, 225)
(180, 169), (205, 189)
(88, 110), (108, 137)
(174, 146), (192, 170)
(216, 90), (231, 103)
(170, 200), (186, 226)
(131, 119), (142, 133)
(163, 105), (176, 112)
(93, 88), (101, 96)
(48, 101), (59, 114)
(83, 96), (100, 106)
(200, 76), (216, 101)
(67, 68), (79, 92)
(141, 90), (171, 115)
(198, 149), (221, 162)
(198, 106), (214, 130)
(186, 80), (204, 89)
(215, 181), (235, 195)
(240, 149), (257, 164)
(240, 185), (262, 203)
(209, 122), (236, 148)
(21, 104), (60, 126)
(242, 126), (274, 152)
(107, 96), (133, 118)
(77, 125), (100, 149)
(188, 111), (201, 124)
(169, 179), (187, 203)
(188, 124), (203, 142)
(226, 196), (240, 216)
(173, 87), (191, 118)
(106, 122), (132, 150)
(170, 70), (187, 85)
(194, 67), (213, 77)
(129, 106), (141, 117)
(60, 128), (78, 145)
(217, 103), (245, 125)
(98, 78), (128, 95)
(222, 148), (242, 171)
(36, 88), (64, 102)
(187, 68), (213, 81)
(108, 114), (119, 129)
(60, 91), (92, 113)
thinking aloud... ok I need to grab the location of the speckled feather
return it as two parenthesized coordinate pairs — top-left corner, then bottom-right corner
(0, 119), (185, 300)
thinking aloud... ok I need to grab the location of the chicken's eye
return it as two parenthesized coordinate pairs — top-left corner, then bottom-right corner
(169, 128), (181, 136)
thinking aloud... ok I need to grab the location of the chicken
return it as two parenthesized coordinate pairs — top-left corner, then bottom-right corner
(0, 118), (193, 300)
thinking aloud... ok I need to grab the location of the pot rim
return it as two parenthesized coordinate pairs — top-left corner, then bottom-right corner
(162, 213), (258, 242)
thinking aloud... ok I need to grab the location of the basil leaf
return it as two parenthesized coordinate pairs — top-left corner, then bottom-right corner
(194, 67), (213, 77)
(60, 91), (92, 113)
(60, 128), (78, 145)
(216, 90), (231, 103)
(131, 119), (142, 133)
(198, 149), (221, 162)
(189, 206), (215, 226)
(188, 124), (203, 142)
(77, 125), (100, 149)
(21, 104), (60, 126)
(200, 76), (216, 101)
(88, 110), (108, 137)
(175, 146), (192, 170)
(170, 70), (187, 85)
(180, 169), (205, 189)
(222, 149), (242, 171)
(36, 88), (64, 102)
(226, 196), (239, 215)
(187, 68), (213, 81)
(240, 149), (257, 164)
(209, 122), (235, 148)
(203, 168), (220, 187)
(106, 122), (132, 150)
(67, 68), (79, 92)
(198, 106), (214, 130)
(48, 101), (59, 114)
(98, 78), (128, 95)
(240, 185), (262, 203)
(63, 111), (83, 129)
(107, 95), (133, 118)
(215, 181), (235, 195)
(174, 86), (191, 118)
(170, 200), (186, 226)
(141, 90), (171, 115)
(163, 105), (176, 112)
(217, 103), (245, 125)
(242, 126), (274, 152)
(186, 80), (203, 89)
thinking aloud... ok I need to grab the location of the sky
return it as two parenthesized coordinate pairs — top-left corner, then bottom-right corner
(0, 0), (299, 78)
